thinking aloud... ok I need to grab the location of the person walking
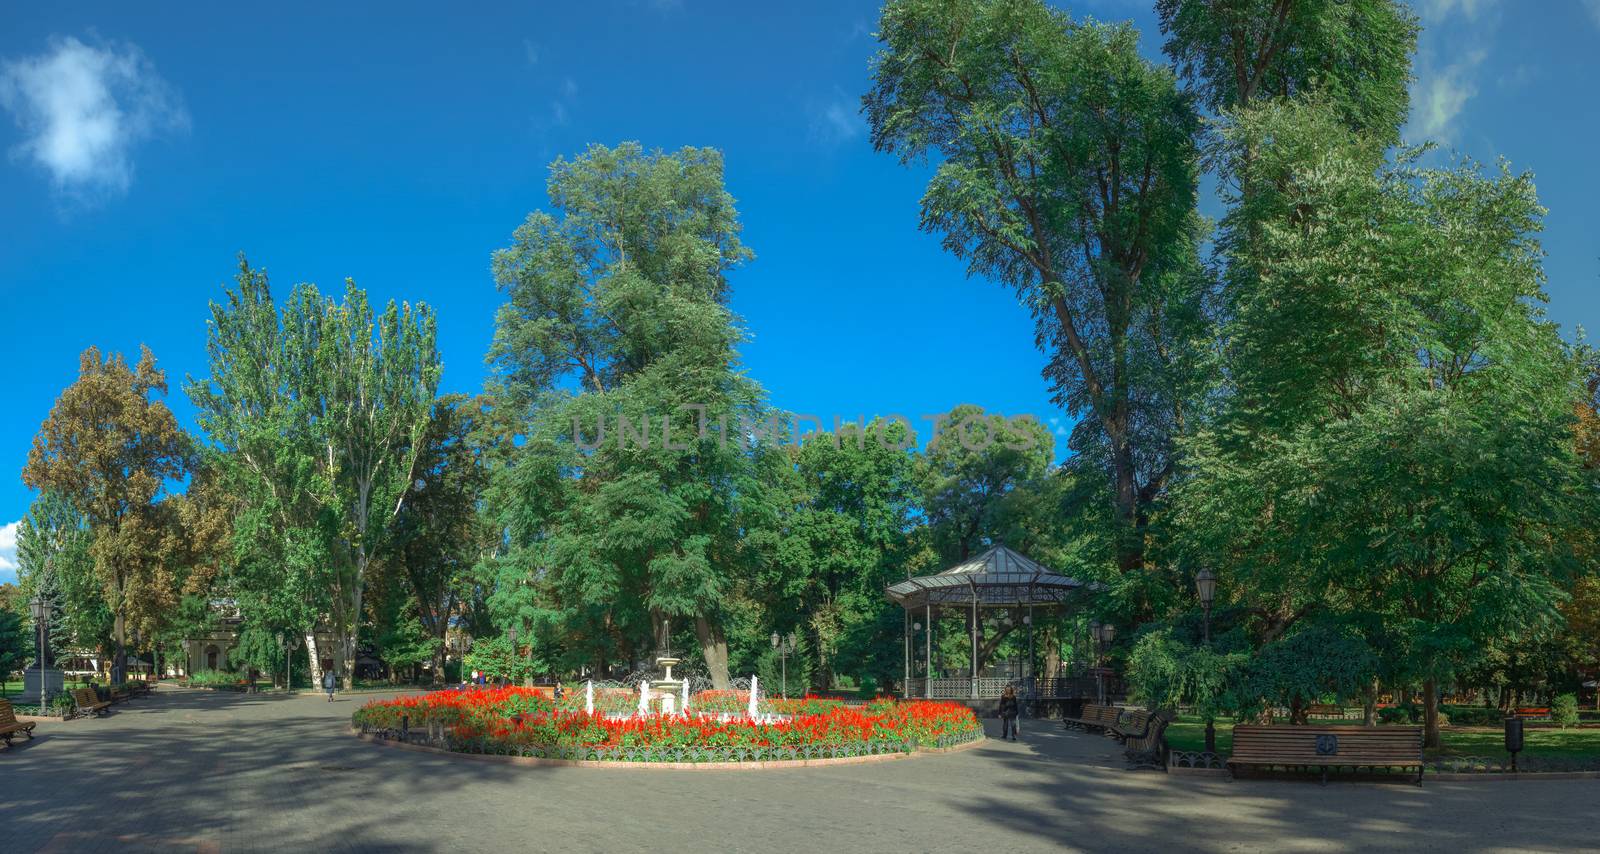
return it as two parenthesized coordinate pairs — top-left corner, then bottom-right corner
(322, 668), (337, 703)
(998, 685), (1020, 741)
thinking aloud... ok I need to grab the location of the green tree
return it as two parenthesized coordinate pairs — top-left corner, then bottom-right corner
(867, 0), (1209, 574)
(381, 394), (489, 681)
(23, 347), (191, 684)
(1176, 102), (1588, 746)
(920, 405), (1053, 563)
(485, 142), (771, 688)
(14, 492), (93, 663)
(0, 609), (30, 691)
(771, 419), (920, 690)
(1156, 0), (1417, 142)
(190, 259), (441, 689)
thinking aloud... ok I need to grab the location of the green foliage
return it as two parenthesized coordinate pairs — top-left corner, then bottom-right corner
(0, 609), (31, 679)
(1552, 694), (1580, 729)
(189, 257), (441, 688)
(1156, 0), (1417, 142)
(868, 0), (1211, 573)
(188, 669), (245, 687)
(464, 635), (536, 685)
(1125, 627), (1245, 719)
(484, 142), (771, 687)
(1232, 624), (1378, 719)
(1442, 705), (1504, 727)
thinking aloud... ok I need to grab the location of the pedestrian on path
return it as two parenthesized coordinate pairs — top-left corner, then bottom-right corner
(999, 685), (1020, 741)
(323, 668), (337, 703)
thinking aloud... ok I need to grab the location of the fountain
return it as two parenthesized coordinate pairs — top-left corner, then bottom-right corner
(651, 655), (683, 715)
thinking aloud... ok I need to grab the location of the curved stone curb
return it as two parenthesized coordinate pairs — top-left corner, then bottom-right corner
(1428, 771), (1600, 782)
(351, 728), (984, 770)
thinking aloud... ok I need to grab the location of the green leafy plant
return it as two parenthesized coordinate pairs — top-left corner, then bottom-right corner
(1552, 694), (1580, 729)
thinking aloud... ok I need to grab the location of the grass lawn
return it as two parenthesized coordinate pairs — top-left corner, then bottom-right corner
(1166, 715), (1600, 762)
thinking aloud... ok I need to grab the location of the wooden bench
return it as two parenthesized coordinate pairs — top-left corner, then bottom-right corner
(1063, 703), (1123, 733)
(1115, 709), (1170, 770)
(0, 700), (37, 746)
(73, 687), (111, 718)
(1228, 725), (1424, 785)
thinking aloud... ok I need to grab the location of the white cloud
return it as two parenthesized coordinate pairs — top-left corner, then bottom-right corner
(523, 39), (540, 66)
(808, 93), (864, 148)
(0, 520), (19, 584)
(1583, 0), (1600, 29)
(1419, 0), (1500, 22)
(1413, 49), (1486, 142)
(0, 36), (188, 198)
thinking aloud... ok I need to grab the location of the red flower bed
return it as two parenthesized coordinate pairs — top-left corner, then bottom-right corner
(354, 690), (980, 755)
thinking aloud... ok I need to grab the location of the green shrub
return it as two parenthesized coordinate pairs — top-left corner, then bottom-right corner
(1378, 703), (1449, 726)
(1551, 694), (1580, 729)
(1442, 705), (1503, 727)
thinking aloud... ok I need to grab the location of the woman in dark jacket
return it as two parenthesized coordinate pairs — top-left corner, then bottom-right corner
(998, 685), (1020, 741)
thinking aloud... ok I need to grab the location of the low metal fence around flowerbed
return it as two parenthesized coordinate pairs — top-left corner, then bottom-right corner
(352, 687), (983, 765)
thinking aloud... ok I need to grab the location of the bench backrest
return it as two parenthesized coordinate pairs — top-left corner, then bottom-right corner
(73, 687), (101, 707)
(1125, 712), (1169, 752)
(1119, 709), (1152, 730)
(1231, 725), (1422, 765)
(1079, 704), (1121, 725)
(0, 699), (16, 726)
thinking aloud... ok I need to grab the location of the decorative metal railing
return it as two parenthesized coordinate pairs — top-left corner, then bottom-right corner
(358, 724), (983, 763)
(905, 676), (1099, 699)
(1169, 750), (1226, 770)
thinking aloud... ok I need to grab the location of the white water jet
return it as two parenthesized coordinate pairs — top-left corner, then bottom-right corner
(681, 678), (690, 713)
(638, 680), (650, 716)
(748, 675), (760, 720)
(585, 679), (594, 715)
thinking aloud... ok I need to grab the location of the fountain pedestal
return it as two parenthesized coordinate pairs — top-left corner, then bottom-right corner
(650, 656), (684, 715)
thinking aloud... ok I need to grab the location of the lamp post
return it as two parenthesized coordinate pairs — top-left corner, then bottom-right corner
(1195, 569), (1216, 645)
(770, 631), (795, 699)
(1195, 568), (1218, 753)
(1089, 620), (1116, 706)
(280, 633), (302, 692)
(29, 596), (51, 707)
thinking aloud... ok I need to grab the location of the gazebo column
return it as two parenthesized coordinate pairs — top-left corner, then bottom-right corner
(970, 582), (979, 699)
(924, 603), (932, 698)
(902, 608), (910, 699)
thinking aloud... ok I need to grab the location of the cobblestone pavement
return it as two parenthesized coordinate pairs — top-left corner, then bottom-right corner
(0, 688), (1592, 853)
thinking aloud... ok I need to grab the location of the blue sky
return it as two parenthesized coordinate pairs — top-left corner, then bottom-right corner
(2, 0), (1598, 583)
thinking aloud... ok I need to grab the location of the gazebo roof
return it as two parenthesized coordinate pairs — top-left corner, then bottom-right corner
(885, 545), (1088, 609)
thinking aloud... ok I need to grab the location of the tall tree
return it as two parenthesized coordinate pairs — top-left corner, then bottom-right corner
(1175, 102), (1587, 746)
(14, 492), (94, 663)
(485, 142), (767, 687)
(190, 259), (440, 689)
(920, 405), (1053, 563)
(1156, 0), (1417, 142)
(380, 394), (489, 681)
(23, 346), (190, 684)
(867, 0), (1209, 574)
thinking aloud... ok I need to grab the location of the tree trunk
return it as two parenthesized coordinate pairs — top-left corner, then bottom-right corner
(1423, 678), (1442, 749)
(305, 632), (323, 689)
(1043, 626), (1061, 681)
(694, 615), (730, 689)
(1363, 680), (1378, 727)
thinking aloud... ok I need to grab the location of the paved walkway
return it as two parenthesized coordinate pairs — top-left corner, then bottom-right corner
(0, 688), (1592, 853)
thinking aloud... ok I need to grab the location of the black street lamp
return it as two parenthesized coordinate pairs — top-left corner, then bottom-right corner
(770, 631), (796, 699)
(1089, 621), (1115, 705)
(280, 633), (302, 692)
(29, 596), (51, 707)
(1195, 568), (1218, 753)
(1195, 569), (1216, 645)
